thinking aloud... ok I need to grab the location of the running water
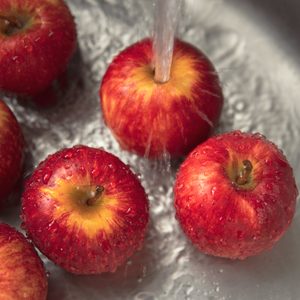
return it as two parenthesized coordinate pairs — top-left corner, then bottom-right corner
(153, 0), (182, 83)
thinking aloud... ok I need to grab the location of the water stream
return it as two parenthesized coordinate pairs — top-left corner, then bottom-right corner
(153, 0), (182, 83)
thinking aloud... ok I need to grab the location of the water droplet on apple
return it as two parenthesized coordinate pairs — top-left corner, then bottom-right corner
(177, 183), (184, 190)
(42, 173), (52, 184)
(191, 151), (200, 157)
(66, 170), (73, 179)
(211, 186), (217, 196)
(265, 182), (273, 191)
(264, 157), (273, 166)
(253, 132), (264, 139)
(238, 144), (245, 151)
(64, 163), (71, 170)
(125, 207), (132, 214)
(232, 131), (242, 136)
(25, 43), (33, 53)
(47, 220), (55, 229)
(64, 152), (73, 159)
(79, 166), (85, 174)
(91, 168), (97, 175)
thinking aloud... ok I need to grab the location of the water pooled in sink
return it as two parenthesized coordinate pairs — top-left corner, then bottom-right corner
(1, 0), (300, 299)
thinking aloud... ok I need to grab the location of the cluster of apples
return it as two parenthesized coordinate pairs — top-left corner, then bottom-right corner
(0, 0), (298, 299)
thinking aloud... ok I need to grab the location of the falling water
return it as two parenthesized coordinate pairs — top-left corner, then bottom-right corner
(153, 0), (182, 83)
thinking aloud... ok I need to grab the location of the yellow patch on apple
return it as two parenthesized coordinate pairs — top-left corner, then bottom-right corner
(124, 52), (200, 102)
(41, 178), (122, 238)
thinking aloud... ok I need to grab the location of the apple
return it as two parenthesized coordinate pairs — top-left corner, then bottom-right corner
(100, 38), (223, 158)
(0, 0), (76, 97)
(174, 131), (298, 259)
(21, 145), (149, 274)
(0, 223), (48, 300)
(0, 99), (23, 209)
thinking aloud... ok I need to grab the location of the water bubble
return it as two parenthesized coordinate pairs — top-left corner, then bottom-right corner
(134, 292), (156, 300)
(234, 101), (246, 112)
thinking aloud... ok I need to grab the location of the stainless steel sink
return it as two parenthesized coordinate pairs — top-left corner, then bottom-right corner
(1, 0), (299, 299)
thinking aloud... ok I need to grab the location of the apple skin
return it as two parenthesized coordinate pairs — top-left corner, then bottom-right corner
(174, 131), (298, 259)
(0, 223), (48, 300)
(0, 100), (24, 208)
(0, 0), (76, 96)
(21, 145), (149, 274)
(100, 38), (223, 158)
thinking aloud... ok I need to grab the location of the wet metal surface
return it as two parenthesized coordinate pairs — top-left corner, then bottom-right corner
(1, 0), (300, 299)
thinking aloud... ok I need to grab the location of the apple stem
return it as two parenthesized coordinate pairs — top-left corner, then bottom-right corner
(236, 160), (253, 185)
(86, 186), (104, 206)
(153, 0), (182, 83)
(0, 15), (22, 30)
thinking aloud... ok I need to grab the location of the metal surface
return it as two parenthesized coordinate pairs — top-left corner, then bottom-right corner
(1, 0), (300, 299)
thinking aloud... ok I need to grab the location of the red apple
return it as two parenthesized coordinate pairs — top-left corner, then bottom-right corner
(21, 145), (149, 274)
(0, 99), (23, 209)
(0, 223), (48, 300)
(100, 38), (223, 158)
(0, 0), (76, 96)
(174, 131), (298, 259)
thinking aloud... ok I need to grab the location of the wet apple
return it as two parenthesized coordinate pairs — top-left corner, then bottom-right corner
(21, 146), (149, 274)
(100, 38), (223, 158)
(175, 131), (298, 259)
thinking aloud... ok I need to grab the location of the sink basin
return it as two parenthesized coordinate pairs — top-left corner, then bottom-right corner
(1, 0), (299, 299)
